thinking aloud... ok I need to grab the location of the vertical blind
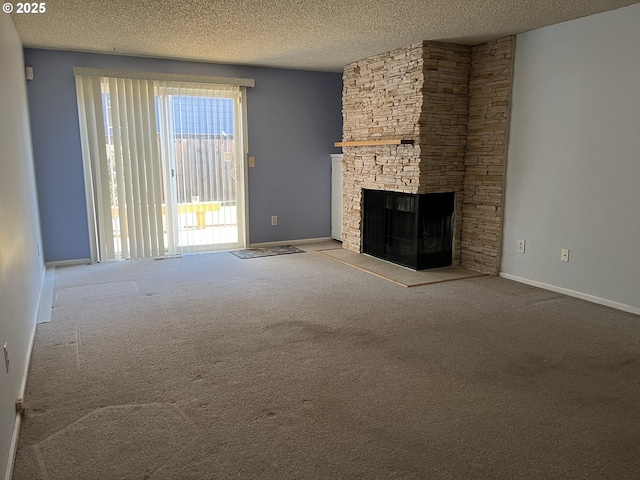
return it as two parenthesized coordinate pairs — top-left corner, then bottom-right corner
(76, 76), (166, 260)
(75, 73), (246, 261)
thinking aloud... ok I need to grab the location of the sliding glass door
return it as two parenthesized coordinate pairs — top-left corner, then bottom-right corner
(157, 82), (245, 255)
(77, 74), (247, 261)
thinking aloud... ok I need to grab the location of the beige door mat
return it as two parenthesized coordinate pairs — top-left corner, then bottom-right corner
(315, 248), (485, 287)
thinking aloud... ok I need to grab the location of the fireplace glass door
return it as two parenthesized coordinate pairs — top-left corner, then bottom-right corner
(362, 190), (454, 270)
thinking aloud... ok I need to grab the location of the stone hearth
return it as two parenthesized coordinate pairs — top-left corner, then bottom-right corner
(340, 38), (514, 275)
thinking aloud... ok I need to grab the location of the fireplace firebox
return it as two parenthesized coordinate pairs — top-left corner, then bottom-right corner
(362, 190), (454, 270)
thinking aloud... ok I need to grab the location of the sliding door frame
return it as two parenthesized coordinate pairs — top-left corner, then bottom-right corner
(240, 86), (250, 250)
(77, 73), (252, 261)
(157, 84), (248, 254)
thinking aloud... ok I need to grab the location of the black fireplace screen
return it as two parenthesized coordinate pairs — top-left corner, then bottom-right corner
(362, 190), (454, 270)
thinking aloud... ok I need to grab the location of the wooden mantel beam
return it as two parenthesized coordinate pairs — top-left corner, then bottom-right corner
(334, 139), (414, 147)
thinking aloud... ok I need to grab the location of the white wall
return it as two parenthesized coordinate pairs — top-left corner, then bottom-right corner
(502, 4), (640, 313)
(0, 15), (45, 478)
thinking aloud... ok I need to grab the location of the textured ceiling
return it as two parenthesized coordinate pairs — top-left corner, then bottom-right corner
(11, 0), (639, 72)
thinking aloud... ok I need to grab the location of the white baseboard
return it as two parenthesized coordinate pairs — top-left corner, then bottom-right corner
(45, 258), (91, 267)
(499, 273), (640, 316)
(36, 266), (55, 324)
(4, 268), (42, 480)
(248, 237), (334, 248)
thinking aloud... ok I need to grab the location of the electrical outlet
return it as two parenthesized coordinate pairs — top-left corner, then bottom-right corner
(3, 343), (9, 374)
(271, 216), (278, 226)
(517, 239), (526, 254)
(561, 248), (570, 262)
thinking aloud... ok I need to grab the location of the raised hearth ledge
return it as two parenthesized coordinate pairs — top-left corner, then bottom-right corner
(334, 139), (414, 147)
(315, 248), (485, 288)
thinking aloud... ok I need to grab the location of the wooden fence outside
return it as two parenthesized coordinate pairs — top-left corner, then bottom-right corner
(172, 137), (237, 203)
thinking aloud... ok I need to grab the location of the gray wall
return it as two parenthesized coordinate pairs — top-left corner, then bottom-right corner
(501, 3), (640, 312)
(23, 49), (343, 262)
(0, 16), (45, 477)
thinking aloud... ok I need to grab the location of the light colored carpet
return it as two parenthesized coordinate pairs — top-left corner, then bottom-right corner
(316, 248), (485, 287)
(13, 240), (640, 479)
(55, 280), (138, 301)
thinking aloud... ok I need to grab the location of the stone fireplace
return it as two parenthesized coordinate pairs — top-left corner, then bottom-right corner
(339, 38), (514, 274)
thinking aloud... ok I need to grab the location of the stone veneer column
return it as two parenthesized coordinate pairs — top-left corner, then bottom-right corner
(418, 43), (470, 195)
(341, 44), (424, 252)
(461, 37), (515, 274)
(341, 42), (471, 259)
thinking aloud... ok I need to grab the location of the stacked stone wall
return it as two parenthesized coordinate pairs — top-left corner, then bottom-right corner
(340, 37), (514, 273)
(341, 42), (471, 259)
(461, 37), (515, 274)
